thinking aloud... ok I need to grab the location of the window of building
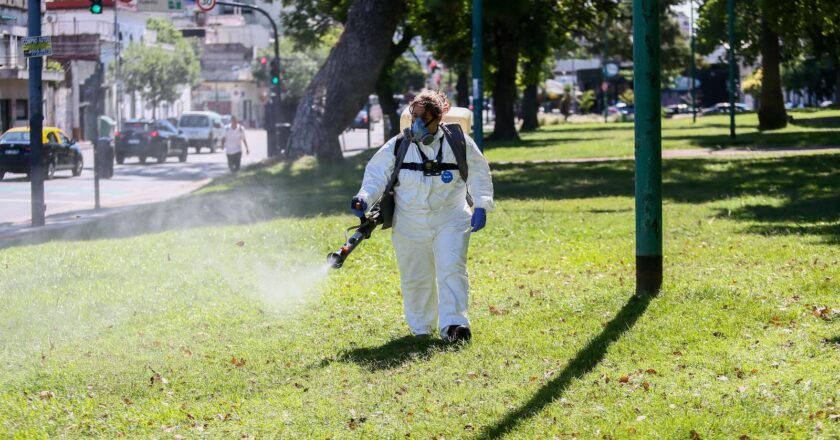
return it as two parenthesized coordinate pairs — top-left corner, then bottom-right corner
(15, 100), (27, 120)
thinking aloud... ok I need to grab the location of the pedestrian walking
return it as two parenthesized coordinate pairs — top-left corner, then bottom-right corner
(223, 116), (249, 173)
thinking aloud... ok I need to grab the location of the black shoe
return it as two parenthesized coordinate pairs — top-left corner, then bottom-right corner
(442, 325), (472, 343)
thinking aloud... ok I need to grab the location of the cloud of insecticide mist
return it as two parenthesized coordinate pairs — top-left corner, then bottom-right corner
(0, 167), (342, 368)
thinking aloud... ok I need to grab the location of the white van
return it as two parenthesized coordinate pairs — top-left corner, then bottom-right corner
(178, 111), (225, 153)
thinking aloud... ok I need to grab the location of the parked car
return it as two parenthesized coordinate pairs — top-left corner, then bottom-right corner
(178, 111), (225, 153)
(350, 110), (370, 130)
(0, 126), (83, 180)
(115, 119), (188, 164)
(702, 102), (748, 115)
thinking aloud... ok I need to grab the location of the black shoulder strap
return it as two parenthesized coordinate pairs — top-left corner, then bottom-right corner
(440, 123), (468, 182)
(385, 133), (411, 194)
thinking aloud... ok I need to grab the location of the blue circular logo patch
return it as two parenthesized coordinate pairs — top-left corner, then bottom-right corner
(441, 170), (453, 183)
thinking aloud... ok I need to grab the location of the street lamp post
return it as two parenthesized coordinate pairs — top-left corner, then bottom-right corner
(690, 0), (697, 123)
(727, 0), (736, 138)
(471, 0), (483, 151)
(216, 1), (284, 155)
(633, 0), (663, 294)
(27, 0), (45, 226)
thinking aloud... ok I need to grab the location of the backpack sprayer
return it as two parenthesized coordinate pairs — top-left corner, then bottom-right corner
(326, 205), (383, 269)
(327, 106), (474, 270)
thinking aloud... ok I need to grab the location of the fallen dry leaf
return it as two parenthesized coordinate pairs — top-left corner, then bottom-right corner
(38, 390), (54, 401)
(642, 381), (650, 391)
(230, 357), (246, 367)
(528, 376), (538, 382)
(347, 417), (367, 430)
(690, 430), (702, 440)
(488, 305), (507, 316)
(618, 375), (630, 384)
(812, 306), (839, 320)
(645, 368), (657, 375)
(235, 240), (245, 247)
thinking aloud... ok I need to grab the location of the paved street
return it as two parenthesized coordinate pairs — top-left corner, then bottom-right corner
(0, 122), (385, 229)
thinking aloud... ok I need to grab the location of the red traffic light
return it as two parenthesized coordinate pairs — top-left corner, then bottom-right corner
(260, 57), (268, 65)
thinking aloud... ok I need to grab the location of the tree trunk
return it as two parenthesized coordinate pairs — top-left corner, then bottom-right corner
(521, 83), (539, 132)
(288, 0), (405, 162)
(455, 64), (470, 108)
(376, 71), (401, 138)
(488, 24), (520, 141)
(835, 55), (840, 105)
(757, 19), (787, 130)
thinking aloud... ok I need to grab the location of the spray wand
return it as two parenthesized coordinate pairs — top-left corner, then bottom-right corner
(326, 203), (383, 269)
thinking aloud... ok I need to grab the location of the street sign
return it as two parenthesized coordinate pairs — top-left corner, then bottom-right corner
(136, 0), (182, 12)
(196, 0), (215, 12)
(604, 62), (619, 78)
(22, 36), (51, 58)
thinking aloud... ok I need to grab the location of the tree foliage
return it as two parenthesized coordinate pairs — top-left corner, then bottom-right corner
(122, 21), (200, 118)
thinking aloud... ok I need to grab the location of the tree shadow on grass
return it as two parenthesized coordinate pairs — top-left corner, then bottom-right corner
(4, 149), (839, 248)
(662, 130), (840, 150)
(789, 115), (840, 129)
(328, 335), (452, 371)
(476, 290), (657, 439)
(491, 154), (840, 243)
(484, 136), (611, 151)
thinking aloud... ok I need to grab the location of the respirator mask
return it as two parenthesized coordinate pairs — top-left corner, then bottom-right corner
(406, 117), (435, 145)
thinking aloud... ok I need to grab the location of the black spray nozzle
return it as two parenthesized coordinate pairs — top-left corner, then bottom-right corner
(326, 210), (382, 270)
(327, 251), (345, 269)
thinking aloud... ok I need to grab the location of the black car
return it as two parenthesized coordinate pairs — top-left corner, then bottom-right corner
(0, 127), (84, 180)
(350, 110), (370, 130)
(115, 119), (188, 164)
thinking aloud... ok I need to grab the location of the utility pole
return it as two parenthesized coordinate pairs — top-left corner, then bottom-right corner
(471, 0), (483, 151)
(690, 0), (697, 123)
(27, 0), (45, 227)
(216, 1), (283, 155)
(602, 17), (609, 124)
(727, 0), (736, 138)
(114, 0), (121, 131)
(633, 0), (662, 294)
(93, 63), (102, 209)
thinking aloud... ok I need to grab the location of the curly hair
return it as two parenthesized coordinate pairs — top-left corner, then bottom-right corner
(408, 89), (451, 122)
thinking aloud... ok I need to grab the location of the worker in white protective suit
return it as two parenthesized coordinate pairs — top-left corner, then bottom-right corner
(350, 90), (495, 342)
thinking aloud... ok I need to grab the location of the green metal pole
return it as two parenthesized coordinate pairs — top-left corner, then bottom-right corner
(728, 0), (736, 138)
(690, 0), (697, 123)
(602, 18), (608, 123)
(633, 0), (662, 294)
(472, 0), (483, 151)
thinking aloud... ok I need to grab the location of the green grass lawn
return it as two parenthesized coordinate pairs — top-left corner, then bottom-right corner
(1, 144), (839, 438)
(484, 109), (840, 162)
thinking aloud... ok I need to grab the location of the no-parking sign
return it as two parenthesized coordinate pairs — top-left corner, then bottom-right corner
(197, 0), (216, 12)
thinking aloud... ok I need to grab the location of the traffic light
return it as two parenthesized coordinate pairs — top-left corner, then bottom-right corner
(89, 0), (103, 14)
(270, 58), (280, 86)
(260, 57), (268, 65)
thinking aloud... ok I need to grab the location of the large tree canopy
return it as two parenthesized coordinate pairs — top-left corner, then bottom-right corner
(122, 20), (200, 118)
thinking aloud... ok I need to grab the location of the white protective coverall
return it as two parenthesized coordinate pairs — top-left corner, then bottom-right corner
(355, 127), (495, 335)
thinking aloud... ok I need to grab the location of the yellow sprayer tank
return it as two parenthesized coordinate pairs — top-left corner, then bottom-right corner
(400, 106), (472, 136)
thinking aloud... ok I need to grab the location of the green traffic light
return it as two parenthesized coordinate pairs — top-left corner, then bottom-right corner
(90, 3), (102, 13)
(271, 77), (279, 85)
